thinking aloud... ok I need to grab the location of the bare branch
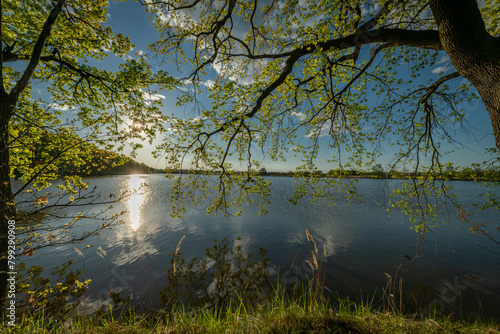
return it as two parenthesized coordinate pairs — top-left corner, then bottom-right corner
(419, 72), (461, 105)
(228, 29), (442, 61)
(140, 0), (203, 10)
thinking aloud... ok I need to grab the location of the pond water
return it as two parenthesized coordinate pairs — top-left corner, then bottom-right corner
(16, 174), (500, 319)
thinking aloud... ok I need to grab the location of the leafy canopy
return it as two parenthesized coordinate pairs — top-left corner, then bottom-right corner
(142, 0), (499, 236)
(2, 0), (174, 255)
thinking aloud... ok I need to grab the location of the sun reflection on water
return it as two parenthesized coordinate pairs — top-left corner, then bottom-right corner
(128, 175), (145, 230)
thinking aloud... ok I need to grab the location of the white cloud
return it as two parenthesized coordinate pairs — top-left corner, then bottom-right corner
(306, 121), (332, 138)
(180, 77), (208, 87)
(211, 59), (263, 86)
(432, 53), (453, 74)
(201, 79), (215, 88)
(291, 111), (306, 121)
(436, 54), (451, 64)
(305, 119), (354, 138)
(166, 128), (184, 133)
(190, 116), (206, 123)
(431, 65), (451, 74)
(158, 10), (170, 24)
(51, 103), (75, 111)
(142, 91), (165, 101)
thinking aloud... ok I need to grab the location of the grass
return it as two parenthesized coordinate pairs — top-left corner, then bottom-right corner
(3, 286), (500, 334)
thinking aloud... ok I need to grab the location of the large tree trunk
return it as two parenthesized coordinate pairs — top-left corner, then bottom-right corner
(0, 96), (15, 310)
(430, 0), (500, 150)
(476, 77), (500, 151)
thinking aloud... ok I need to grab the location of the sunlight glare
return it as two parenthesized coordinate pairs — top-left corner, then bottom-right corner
(128, 175), (144, 230)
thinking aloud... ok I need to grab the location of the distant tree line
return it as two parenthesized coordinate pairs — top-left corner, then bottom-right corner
(253, 164), (500, 181)
(12, 130), (161, 178)
(85, 156), (161, 176)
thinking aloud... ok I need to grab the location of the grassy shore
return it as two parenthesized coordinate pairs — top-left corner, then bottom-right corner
(3, 292), (499, 334)
(6, 233), (499, 333)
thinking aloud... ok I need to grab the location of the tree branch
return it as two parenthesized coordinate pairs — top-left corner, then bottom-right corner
(419, 72), (461, 105)
(229, 28), (442, 60)
(245, 53), (301, 119)
(358, 0), (401, 33)
(12, 132), (93, 198)
(347, 0), (402, 63)
(140, 0), (203, 10)
(10, 0), (66, 103)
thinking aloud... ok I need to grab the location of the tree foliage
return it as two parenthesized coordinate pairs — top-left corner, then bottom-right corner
(142, 0), (499, 237)
(0, 0), (174, 303)
(1, 0), (499, 316)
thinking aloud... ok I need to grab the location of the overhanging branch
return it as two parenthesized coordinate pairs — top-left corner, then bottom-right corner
(10, 0), (66, 103)
(228, 29), (442, 60)
(419, 72), (461, 105)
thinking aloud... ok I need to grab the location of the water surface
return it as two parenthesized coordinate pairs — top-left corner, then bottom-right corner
(17, 175), (500, 319)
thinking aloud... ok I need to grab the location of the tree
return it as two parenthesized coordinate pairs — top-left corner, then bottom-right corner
(371, 164), (385, 178)
(143, 0), (499, 234)
(1, 0), (172, 305)
(458, 167), (474, 180)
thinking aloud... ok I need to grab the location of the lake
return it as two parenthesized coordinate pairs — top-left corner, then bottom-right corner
(16, 174), (500, 319)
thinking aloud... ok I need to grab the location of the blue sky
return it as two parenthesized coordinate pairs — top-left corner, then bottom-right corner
(32, 0), (499, 172)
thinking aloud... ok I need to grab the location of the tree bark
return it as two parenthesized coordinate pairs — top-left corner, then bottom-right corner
(430, 0), (500, 150)
(0, 94), (15, 310)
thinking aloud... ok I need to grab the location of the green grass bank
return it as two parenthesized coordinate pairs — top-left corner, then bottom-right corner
(3, 294), (499, 334)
